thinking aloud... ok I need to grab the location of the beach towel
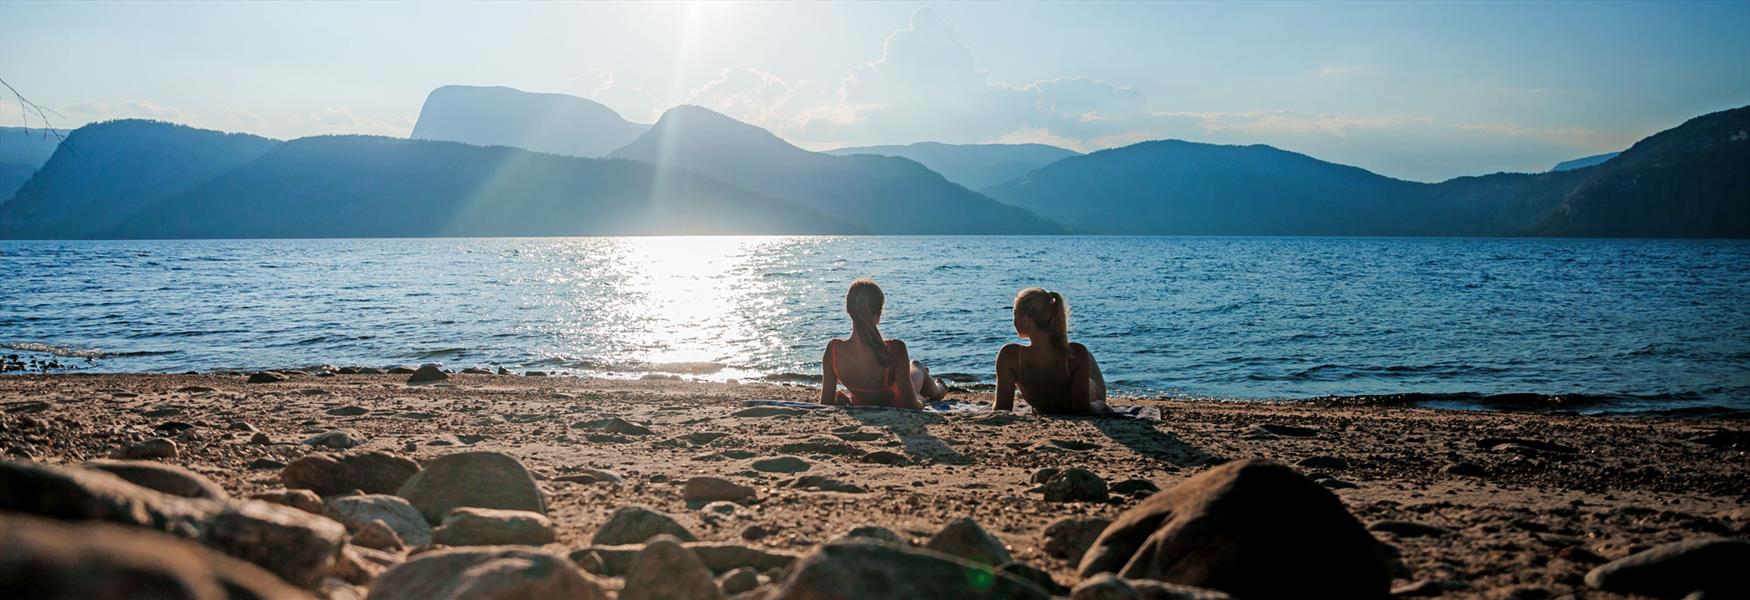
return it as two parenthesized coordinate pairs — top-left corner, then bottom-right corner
(739, 398), (1161, 421)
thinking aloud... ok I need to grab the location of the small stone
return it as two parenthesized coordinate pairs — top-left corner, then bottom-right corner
(250, 432), (272, 445)
(230, 421), (259, 432)
(386, 366), (417, 375)
(1031, 468), (1061, 484)
(575, 417), (654, 436)
(574, 550), (606, 574)
(303, 429), (363, 450)
(924, 517), (1012, 566)
(835, 524), (908, 546)
(785, 475), (868, 494)
(720, 566), (763, 595)
(113, 437), (178, 460)
(407, 365), (448, 384)
(593, 505), (697, 545)
(249, 488), (325, 515)
(862, 450), (906, 465)
(431, 507), (556, 546)
(684, 476), (757, 503)
(325, 494), (433, 547)
(619, 535), (725, 600)
(247, 458), (286, 470)
(751, 455), (811, 473)
(556, 468), (624, 485)
(1443, 462), (1486, 477)
(326, 406), (369, 416)
(247, 371), (287, 384)
(1044, 516), (1112, 562)
(1042, 468), (1109, 502)
(368, 546), (607, 600)
(1109, 479), (1159, 496)
(741, 524), (771, 541)
(354, 519), (406, 552)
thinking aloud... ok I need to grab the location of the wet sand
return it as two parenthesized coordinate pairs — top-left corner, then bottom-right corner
(2, 372), (1746, 598)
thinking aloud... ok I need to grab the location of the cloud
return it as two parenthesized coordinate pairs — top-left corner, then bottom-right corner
(310, 107), (411, 136)
(120, 100), (189, 121)
(564, 71), (658, 123)
(229, 108), (268, 130)
(58, 100), (197, 124)
(689, 67), (796, 127)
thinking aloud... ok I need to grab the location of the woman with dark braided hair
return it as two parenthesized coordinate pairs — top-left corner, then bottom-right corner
(996, 287), (1110, 415)
(818, 278), (949, 409)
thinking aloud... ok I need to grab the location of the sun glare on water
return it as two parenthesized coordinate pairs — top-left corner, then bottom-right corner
(591, 236), (785, 378)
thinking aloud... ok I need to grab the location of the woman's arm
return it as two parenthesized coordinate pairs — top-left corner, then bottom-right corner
(889, 341), (924, 410)
(995, 344), (1019, 411)
(1069, 343), (1093, 413)
(818, 341), (838, 405)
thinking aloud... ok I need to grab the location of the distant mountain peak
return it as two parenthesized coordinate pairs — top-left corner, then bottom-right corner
(410, 85), (648, 158)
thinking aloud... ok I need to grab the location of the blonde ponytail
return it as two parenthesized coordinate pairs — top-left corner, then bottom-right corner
(1015, 287), (1071, 352)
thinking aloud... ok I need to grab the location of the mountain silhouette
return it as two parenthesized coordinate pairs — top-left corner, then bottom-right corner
(609, 106), (1063, 234)
(0, 127), (65, 199)
(825, 142), (1079, 190)
(1549, 151), (1621, 172)
(0, 121), (278, 238)
(410, 85), (649, 158)
(1, 121), (849, 239)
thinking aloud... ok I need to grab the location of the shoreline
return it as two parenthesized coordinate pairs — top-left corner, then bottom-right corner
(3, 372), (1747, 597)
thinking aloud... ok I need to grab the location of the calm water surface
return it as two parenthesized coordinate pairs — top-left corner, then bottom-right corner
(3, 236), (1747, 413)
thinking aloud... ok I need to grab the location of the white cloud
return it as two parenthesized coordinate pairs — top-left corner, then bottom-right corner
(229, 107), (268, 130)
(310, 107), (411, 136)
(688, 67), (796, 128)
(120, 100), (190, 121)
(564, 70), (658, 123)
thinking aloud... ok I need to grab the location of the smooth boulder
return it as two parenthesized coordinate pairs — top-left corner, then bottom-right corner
(83, 459), (230, 500)
(396, 452), (545, 524)
(0, 513), (312, 600)
(1044, 516), (1112, 562)
(282, 451), (420, 496)
(325, 494), (433, 547)
(683, 476), (757, 503)
(924, 517), (1013, 566)
(199, 500), (350, 588)
(407, 365), (448, 384)
(1042, 468), (1109, 502)
(618, 535), (725, 600)
(366, 546), (606, 600)
(592, 505), (696, 545)
(772, 540), (1050, 599)
(431, 508), (556, 546)
(1584, 537), (1750, 598)
(1077, 459), (1390, 599)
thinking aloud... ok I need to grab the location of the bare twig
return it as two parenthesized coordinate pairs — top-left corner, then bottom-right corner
(0, 77), (70, 150)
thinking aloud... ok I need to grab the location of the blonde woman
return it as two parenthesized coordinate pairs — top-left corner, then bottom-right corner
(996, 287), (1109, 414)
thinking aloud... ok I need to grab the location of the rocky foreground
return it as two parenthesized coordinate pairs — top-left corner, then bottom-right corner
(1, 371), (1747, 599)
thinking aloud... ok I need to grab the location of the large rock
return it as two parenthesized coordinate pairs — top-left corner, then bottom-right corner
(1044, 516), (1112, 562)
(0, 513), (312, 600)
(683, 476), (757, 503)
(250, 488), (325, 515)
(431, 508), (556, 546)
(619, 535), (725, 600)
(1077, 459), (1390, 599)
(772, 540), (1051, 599)
(407, 364), (449, 384)
(0, 458), (211, 532)
(199, 500), (350, 588)
(366, 546), (606, 600)
(592, 505), (696, 545)
(396, 451), (545, 524)
(1584, 537), (1750, 598)
(925, 517), (1013, 566)
(325, 494), (433, 547)
(83, 459), (229, 500)
(282, 451), (420, 496)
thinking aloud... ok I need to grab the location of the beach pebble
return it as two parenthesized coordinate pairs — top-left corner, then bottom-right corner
(1110, 479), (1160, 496)
(396, 451), (546, 524)
(246, 371), (287, 384)
(461, 367), (493, 375)
(1077, 459), (1389, 598)
(924, 517), (1012, 567)
(683, 476), (757, 503)
(592, 505), (697, 545)
(1069, 572), (1234, 600)
(1317, 477), (1358, 490)
(431, 507), (556, 546)
(368, 546), (606, 600)
(303, 429), (364, 450)
(573, 550), (606, 574)
(573, 417), (654, 436)
(685, 431), (731, 445)
(0, 513), (309, 600)
(249, 432), (272, 445)
(555, 467), (624, 485)
(406, 364), (448, 384)
(1584, 537), (1750, 598)
(176, 385), (219, 394)
(1443, 461), (1486, 477)
(325, 494), (433, 547)
(247, 458), (285, 470)
(249, 488), (324, 515)
(326, 406), (369, 417)
(619, 535), (725, 600)
(1044, 516), (1113, 562)
(835, 524), (909, 546)
(83, 459), (229, 500)
(1031, 467), (1061, 484)
(353, 518), (406, 552)
(772, 539), (1048, 600)
(785, 475), (868, 494)
(354, 367), (384, 375)
(1043, 468), (1110, 502)
(719, 567), (764, 595)
(751, 455), (812, 473)
(113, 437), (179, 460)
(741, 524), (771, 541)
(229, 420), (259, 432)
(523, 370), (548, 376)
(1368, 520), (1448, 538)
(282, 450), (420, 496)
(386, 366), (417, 375)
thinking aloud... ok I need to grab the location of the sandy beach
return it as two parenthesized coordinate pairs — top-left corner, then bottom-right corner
(2, 371), (1746, 598)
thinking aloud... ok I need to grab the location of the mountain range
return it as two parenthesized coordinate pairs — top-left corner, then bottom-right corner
(1, 84), (1744, 239)
(0, 127), (65, 201)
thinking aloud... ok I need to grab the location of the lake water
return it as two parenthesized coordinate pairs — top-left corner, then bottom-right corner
(3, 236), (1747, 414)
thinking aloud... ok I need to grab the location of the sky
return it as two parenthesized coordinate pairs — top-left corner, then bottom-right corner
(2, 1), (1747, 182)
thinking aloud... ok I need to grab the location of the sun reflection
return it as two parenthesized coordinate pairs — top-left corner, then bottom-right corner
(600, 236), (774, 376)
